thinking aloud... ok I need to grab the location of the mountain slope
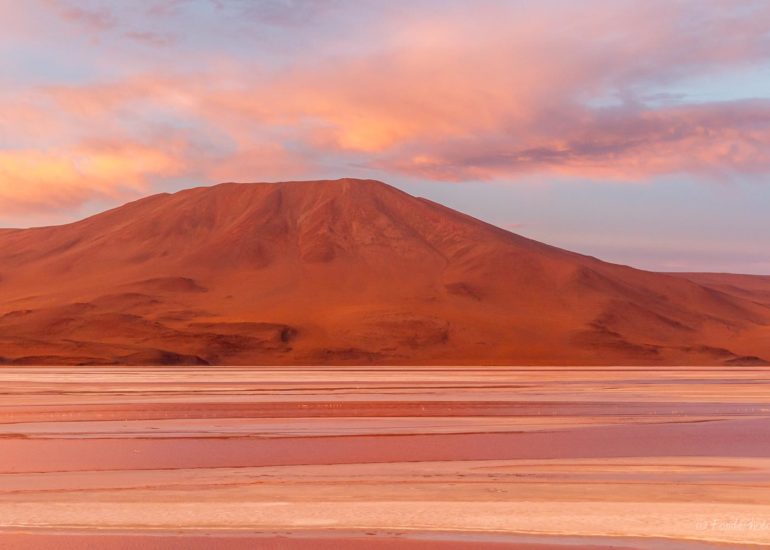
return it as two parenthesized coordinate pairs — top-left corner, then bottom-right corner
(1, 178), (768, 365)
(669, 273), (770, 308)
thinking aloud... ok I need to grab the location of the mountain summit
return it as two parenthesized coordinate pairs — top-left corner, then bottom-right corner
(1, 178), (768, 365)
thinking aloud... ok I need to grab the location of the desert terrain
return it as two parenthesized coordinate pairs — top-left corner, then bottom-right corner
(0, 365), (769, 549)
(0, 179), (768, 366)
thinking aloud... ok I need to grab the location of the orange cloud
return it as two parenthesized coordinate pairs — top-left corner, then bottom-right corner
(0, 144), (184, 214)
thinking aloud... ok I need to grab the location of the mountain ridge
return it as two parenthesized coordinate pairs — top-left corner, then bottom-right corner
(1, 178), (768, 366)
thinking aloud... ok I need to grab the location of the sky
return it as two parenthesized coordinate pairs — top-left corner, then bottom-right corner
(0, 0), (769, 273)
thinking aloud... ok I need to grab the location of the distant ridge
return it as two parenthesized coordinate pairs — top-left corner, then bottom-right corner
(1, 178), (768, 365)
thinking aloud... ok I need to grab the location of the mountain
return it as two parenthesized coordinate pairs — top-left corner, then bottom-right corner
(1, 178), (768, 366)
(668, 272), (770, 308)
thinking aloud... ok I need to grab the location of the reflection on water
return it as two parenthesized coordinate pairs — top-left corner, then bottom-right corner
(0, 366), (769, 547)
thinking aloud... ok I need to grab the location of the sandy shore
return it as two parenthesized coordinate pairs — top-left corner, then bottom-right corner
(0, 366), (769, 548)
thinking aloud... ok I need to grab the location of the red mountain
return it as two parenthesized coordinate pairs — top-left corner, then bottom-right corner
(1, 178), (768, 365)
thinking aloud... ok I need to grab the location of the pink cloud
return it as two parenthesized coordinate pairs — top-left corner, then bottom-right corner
(4, 0), (770, 214)
(374, 100), (770, 181)
(155, 1), (770, 182)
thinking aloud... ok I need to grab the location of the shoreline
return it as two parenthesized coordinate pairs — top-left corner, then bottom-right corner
(0, 528), (758, 550)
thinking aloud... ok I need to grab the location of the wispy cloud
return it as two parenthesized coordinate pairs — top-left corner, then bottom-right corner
(45, 0), (116, 33)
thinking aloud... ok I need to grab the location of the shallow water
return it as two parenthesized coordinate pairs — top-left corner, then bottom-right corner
(1, 366), (769, 548)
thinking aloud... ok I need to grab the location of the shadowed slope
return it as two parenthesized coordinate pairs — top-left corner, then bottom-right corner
(1, 178), (768, 365)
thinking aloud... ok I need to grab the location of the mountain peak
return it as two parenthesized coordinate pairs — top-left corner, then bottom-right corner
(195, 177), (397, 196)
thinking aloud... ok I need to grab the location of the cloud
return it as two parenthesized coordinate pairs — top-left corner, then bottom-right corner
(374, 99), (770, 181)
(0, 143), (184, 213)
(44, 0), (116, 34)
(123, 0), (769, 183)
(244, 0), (770, 181)
(4, 0), (770, 215)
